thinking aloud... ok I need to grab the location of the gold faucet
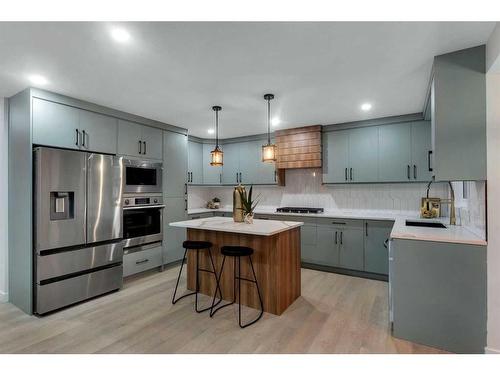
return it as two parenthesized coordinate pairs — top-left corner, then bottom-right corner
(425, 180), (456, 225)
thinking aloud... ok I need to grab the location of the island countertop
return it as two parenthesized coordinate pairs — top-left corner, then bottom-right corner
(169, 216), (304, 236)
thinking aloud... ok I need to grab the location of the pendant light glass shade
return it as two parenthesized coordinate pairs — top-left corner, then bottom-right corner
(210, 106), (223, 166)
(262, 93), (277, 163)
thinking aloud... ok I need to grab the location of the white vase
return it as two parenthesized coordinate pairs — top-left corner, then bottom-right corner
(244, 213), (254, 224)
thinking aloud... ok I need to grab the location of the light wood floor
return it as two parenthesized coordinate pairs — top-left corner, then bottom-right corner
(0, 266), (447, 354)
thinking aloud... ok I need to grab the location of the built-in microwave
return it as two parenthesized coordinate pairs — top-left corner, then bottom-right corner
(123, 159), (163, 194)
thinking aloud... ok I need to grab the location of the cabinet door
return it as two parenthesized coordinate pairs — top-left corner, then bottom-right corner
(364, 220), (392, 275)
(141, 126), (163, 160)
(32, 98), (80, 150)
(79, 110), (118, 154)
(322, 130), (349, 183)
(163, 197), (188, 264)
(202, 143), (222, 185)
(300, 223), (318, 263)
(348, 127), (379, 182)
(411, 122), (433, 182)
(339, 227), (364, 271)
(188, 141), (203, 184)
(238, 140), (262, 184)
(313, 224), (340, 266)
(117, 120), (142, 158)
(378, 123), (412, 182)
(163, 131), (188, 198)
(221, 142), (240, 185)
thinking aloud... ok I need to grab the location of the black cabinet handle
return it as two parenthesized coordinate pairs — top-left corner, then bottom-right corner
(383, 239), (389, 249)
(413, 165), (417, 179)
(75, 129), (79, 146)
(407, 165), (410, 179)
(82, 130), (86, 147)
(340, 231), (343, 245)
(219, 173), (222, 184)
(350, 168), (353, 181)
(184, 199), (187, 211)
(138, 140), (142, 154)
(331, 221), (346, 225)
(345, 168), (348, 181)
(191, 216), (201, 220)
(274, 170), (277, 182)
(335, 231), (338, 244)
(236, 172), (239, 183)
(191, 172), (193, 183)
(365, 222), (368, 237)
(143, 141), (147, 155)
(136, 259), (149, 265)
(239, 172), (242, 182)
(428, 150), (433, 172)
(184, 183), (188, 195)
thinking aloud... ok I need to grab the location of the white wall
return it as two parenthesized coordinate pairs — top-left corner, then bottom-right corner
(486, 23), (500, 354)
(0, 98), (8, 302)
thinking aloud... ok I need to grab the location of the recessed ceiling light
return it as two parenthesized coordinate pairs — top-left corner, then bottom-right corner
(271, 117), (281, 127)
(28, 74), (48, 86)
(207, 128), (215, 135)
(361, 103), (372, 111)
(111, 27), (131, 43)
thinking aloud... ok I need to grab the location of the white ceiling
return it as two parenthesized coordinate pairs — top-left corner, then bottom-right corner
(0, 22), (495, 138)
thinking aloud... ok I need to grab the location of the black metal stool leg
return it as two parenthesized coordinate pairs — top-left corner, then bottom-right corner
(238, 255), (264, 328)
(208, 248), (223, 308)
(210, 255), (238, 317)
(172, 247), (196, 304)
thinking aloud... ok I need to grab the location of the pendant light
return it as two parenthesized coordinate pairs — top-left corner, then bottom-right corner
(262, 93), (277, 162)
(210, 105), (223, 166)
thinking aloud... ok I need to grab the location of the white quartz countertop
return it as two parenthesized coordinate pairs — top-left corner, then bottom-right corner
(170, 216), (303, 236)
(187, 206), (487, 246)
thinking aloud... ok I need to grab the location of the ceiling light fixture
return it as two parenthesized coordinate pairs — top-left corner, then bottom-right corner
(262, 94), (277, 163)
(210, 106), (223, 166)
(28, 74), (48, 86)
(361, 103), (372, 111)
(111, 27), (131, 43)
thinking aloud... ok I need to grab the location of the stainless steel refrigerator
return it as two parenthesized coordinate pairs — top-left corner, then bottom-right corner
(34, 147), (124, 314)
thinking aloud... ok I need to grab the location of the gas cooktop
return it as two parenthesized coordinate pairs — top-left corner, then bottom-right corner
(276, 207), (324, 214)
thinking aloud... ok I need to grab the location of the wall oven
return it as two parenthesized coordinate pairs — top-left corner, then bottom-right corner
(123, 195), (164, 248)
(123, 159), (163, 194)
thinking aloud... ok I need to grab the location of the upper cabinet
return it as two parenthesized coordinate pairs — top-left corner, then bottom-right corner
(187, 140), (203, 184)
(430, 45), (486, 181)
(323, 120), (432, 184)
(118, 120), (163, 160)
(32, 98), (117, 154)
(323, 126), (379, 183)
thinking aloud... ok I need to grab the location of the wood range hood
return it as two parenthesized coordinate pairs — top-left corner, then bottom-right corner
(275, 125), (322, 170)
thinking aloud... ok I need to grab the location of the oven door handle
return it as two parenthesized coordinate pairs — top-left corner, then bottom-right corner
(123, 204), (166, 210)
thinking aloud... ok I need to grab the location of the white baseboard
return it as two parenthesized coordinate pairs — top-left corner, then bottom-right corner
(0, 290), (8, 303)
(485, 347), (500, 354)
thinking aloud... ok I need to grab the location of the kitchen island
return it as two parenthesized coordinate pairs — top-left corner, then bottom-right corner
(169, 216), (303, 315)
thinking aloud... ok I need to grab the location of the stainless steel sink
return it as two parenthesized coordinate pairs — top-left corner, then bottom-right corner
(405, 220), (447, 229)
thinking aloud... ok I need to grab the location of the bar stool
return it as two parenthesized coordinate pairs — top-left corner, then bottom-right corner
(210, 245), (264, 328)
(172, 240), (222, 313)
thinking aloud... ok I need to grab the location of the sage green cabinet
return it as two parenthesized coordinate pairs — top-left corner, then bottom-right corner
(364, 220), (392, 275)
(221, 142), (240, 184)
(311, 223), (340, 266)
(163, 197), (188, 264)
(32, 98), (118, 154)
(33, 98), (81, 150)
(378, 123), (412, 181)
(202, 143), (222, 185)
(163, 131), (188, 198)
(118, 120), (163, 160)
(323, 130), (349, 183)
(238, 141), (260, 184)
(79, 110), (118, 154)
(410, 122), (433, 182)
(187, 140), (203, 184)
(430, 45), (486, 181)
(348, 127), (379, 182)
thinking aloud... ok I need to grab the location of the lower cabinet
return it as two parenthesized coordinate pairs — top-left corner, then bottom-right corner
(188, 212), (214, 219)
(123, 243), (163, 277)
(364, 220), (392, 274)
(314, 222), (340, 266)
(338, 225), (364, 271)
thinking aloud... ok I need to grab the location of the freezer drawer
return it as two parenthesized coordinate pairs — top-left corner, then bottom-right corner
(36, 265), (123, 314)
(123, 243), (162, 277)
(36, 241), (124, 282)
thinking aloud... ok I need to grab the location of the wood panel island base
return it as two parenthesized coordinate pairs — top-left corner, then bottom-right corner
(170, 217), (303, 315)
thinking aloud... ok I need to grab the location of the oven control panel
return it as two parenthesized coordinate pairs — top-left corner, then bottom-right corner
(123, 195), (163, 207)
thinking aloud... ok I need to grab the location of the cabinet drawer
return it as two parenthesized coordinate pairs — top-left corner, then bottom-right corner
(123, 244), (162, 277)
(316, 217), (363, 229)
(188, 212), (214, 219)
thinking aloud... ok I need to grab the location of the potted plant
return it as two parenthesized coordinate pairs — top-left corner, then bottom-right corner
(238, 185), (259, 224)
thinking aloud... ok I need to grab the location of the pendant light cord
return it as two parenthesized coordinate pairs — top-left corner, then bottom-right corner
(267, 98), (271, 145)
(215, 109), (219, 148)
